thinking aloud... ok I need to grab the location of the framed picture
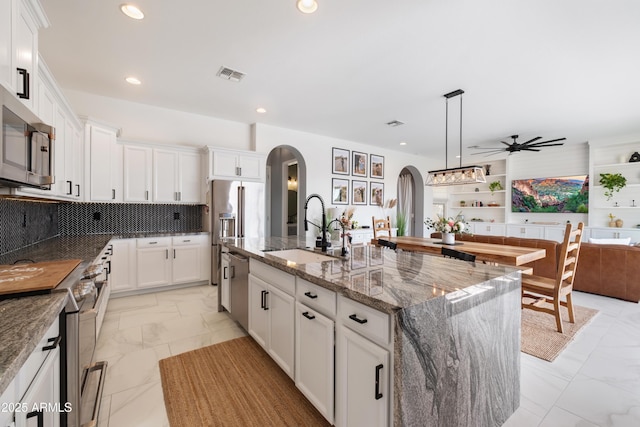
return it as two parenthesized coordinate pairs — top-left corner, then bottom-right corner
(332, 178), (349, 205)
(332, 147), (350, 175)
(352, 151), (367, 177)
(370, 154), (384, 179)
(351, 180), (367, 205)
(370, 181), (384, 206)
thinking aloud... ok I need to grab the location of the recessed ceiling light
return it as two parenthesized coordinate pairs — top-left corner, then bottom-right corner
(125, 76), (141, 85)
(256, 107), (267, 114)
(296, 0), (318, 14)
(120, 4), (144, 20)
(399, 141), (407, 146)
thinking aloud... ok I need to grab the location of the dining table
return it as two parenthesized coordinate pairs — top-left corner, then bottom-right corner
(372, 236), (547, 267)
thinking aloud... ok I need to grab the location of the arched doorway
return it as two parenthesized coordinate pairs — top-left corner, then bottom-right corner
(397, 166), (424, 237)
(266, 146), (307, 237)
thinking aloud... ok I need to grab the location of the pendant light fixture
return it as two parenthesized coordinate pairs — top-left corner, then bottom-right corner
(425, 89), (486, 186)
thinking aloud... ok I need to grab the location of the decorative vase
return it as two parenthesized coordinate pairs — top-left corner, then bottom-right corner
(609, 221), (616, 227)
(616, 219), (624, 228)
(442, 232), (455, 245)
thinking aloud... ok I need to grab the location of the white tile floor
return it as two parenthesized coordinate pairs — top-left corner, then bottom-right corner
(95, 285), (640, 427)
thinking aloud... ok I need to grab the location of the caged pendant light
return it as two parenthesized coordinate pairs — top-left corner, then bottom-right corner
(425, 89), (486, 186)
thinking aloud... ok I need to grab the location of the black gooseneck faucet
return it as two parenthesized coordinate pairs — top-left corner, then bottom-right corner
(304, 193), (328, 252)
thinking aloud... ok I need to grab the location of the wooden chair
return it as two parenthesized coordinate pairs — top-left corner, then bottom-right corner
(521, 222), (584, 333)
(441, 247), (476, 262)
(372, 216), (391, 240)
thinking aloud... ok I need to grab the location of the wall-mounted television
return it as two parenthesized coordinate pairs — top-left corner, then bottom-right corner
(511, 175), (589, 213)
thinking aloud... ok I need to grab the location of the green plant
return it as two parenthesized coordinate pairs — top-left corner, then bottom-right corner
(599, 173), (627, 201)
(488, 180), (503, 194)
(396, 211), (407, 237)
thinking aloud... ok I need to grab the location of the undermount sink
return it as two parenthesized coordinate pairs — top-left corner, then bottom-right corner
(265, 248), (335, 264)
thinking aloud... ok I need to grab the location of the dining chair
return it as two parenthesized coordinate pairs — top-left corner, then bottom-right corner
(372, 216), (391, 240)
(521, 222), (584, 333)
(441, 247), (476, 262)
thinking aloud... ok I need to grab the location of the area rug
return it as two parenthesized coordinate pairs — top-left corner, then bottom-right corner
(159, 336), (330, 427)
(521, 303), (598, 362)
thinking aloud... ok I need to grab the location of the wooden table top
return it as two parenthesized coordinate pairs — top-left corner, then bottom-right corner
(373, 236), (546, 266)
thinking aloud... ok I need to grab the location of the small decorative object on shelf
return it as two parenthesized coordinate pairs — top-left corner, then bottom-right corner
(460, 200), (466, 207)
(599, 173), (627, 201)
(488, 180), (503, 194)
(485, 164), (491, 176)
(629, 152), (640, 162)
(616, 218), (624, 228)
(608, 213), (616, 227)
(633, 200), (637, 207)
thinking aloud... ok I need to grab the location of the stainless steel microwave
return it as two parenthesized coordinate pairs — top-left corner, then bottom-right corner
(1, 100), (55, 189)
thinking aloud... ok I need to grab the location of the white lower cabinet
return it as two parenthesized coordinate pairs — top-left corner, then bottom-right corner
(110, 238), (136, 293)
(171, 236), (202, 284)
(336, 326), (389, 427)
(137, 237), (172, 288)
(295, 302), (334, 424)
(248, 260), (295, 378)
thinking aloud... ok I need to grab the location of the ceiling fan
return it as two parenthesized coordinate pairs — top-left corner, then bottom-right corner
(471, 134), (566, 156)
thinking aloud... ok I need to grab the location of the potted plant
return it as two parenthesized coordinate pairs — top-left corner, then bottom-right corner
(396, 211), (407, 236)
(488, 180), (503, 194)
(599, 173), (627, 201)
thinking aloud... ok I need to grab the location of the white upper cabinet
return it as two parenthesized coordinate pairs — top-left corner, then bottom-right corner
(0, 0), (13, 90)
(153, 148), (202, 204)
(84, 120), (122, 202)
(178, 150), (202, 203)
(207, 147), (266, 182)
(123, 145), (152, 202)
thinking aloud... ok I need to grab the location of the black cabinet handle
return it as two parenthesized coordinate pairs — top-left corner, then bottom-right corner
(375, 364), (383, 400)
(42, 335), (61, 351)
(349, 314), (368, 324)
(231, 265), (235, 279)
(302, 311), (316, 320)
(17, 68), (29, 99)
(264, 291), (269, 310)
(223, 266), (228, 280)
(106, 260), (111, 275)
(260, 290), (266, 309)
(66, 180), (72, 195)
(173, 249), (176, 259)
(112, 189), (116, 199)
(75, 184), (80, 197)
(304, 291), (318, 299)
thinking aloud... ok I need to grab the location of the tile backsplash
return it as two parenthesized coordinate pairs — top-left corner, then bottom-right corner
(0, 199), (203, 256)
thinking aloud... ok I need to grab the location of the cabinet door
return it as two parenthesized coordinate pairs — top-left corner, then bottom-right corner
(544, 226), (567, 243)
(295, 302), (334, 424)
(88, 125), (119, 201)
(172, 245), (201, 284)
(137, 247), (171, 288)
(248, 274), (269, 349)
(72, 128), (83, 199)
(110, 239), (136, 293)
(336, 326), (389, 427)
(64, 119), (77, 197)
(506, 225), (543, 239)
(267, 285), (295, 378)
(15, 347), (60, 427)
(15, 0), (38, 110)
(153, 149), (179, 202)
(238, 153), (264, 181)
(221, 255), (230, 311)
(0, 0), (12, 90)
(178, 151), (202, 203)
(52, 107), (67, 196)
(123, 145), (152, 202)
(211, 150), (239, 179)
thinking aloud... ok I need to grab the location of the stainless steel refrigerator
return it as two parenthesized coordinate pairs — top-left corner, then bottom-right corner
(205, 180), (265, 287)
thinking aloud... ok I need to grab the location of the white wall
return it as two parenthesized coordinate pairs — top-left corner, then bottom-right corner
(507, 142), (589, 225)
(63, 89), (251, 148)
(253, 123), (436, 234)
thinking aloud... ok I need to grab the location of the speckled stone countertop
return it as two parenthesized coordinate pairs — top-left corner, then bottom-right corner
(0, 290), (69, 395)
(221, 236), (519, 313)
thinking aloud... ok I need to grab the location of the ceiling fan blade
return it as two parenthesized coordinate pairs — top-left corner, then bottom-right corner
(470, 149), (505, 155)
(500, 140), (512, 147)
(529, 137), (566, 145)
(522, 136), (542, 145)
(529, 143), (565, 148)
(521, 148), (541, 152)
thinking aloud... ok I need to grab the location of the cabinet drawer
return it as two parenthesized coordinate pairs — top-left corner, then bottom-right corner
(18, 316), (59, 399)
(250, 259), (295, 295)
(137, 236), (171, 248)
(338, 295), (390, 347)
(297, 278), (336, 318)
(172, 234), (207, 246)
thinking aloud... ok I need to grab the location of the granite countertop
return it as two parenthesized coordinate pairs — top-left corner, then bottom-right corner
(221, 236), (519, 313)
(0, 290), (69, 395)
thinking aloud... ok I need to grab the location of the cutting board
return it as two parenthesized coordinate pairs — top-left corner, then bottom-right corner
(0, 259), (82, 296)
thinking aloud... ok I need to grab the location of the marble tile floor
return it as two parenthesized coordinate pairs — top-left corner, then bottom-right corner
(94, 285), (640, 427)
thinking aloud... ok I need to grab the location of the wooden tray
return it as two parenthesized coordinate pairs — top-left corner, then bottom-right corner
(0, 259), (82, 296)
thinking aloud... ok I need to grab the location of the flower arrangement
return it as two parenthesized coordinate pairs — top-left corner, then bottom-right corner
(341, 206), (356, 229)
(424, 214), (468, 234)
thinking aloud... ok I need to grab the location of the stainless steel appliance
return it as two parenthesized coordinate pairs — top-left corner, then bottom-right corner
(1, 87), (55, 189)
(228, 251), (249, 330)
(205, 180), (264, 315)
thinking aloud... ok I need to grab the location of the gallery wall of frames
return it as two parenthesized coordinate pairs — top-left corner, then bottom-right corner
(331, 147), (385, 206)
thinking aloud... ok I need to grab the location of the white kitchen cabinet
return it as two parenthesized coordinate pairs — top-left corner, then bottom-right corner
(295, 302), (334, 424)
(14, 0), (39, 111)
(588, 227), (640, 243)
(171, 235), (202, 284)
(123, 145), (152, 202)
(136, 237), (172, 288)
(506, 224), (544, 239)
(0, 0), (12, 90)
(153, 149), (202, 203)
(248, 259), (295, 378)
(336, 325), (389, 427)
(110, 238), (136, 293)
(84, 120), (122, 202)
(474, 222), (506, 236)
(208, 147), (266, 182)
(544, 225), (568, 242)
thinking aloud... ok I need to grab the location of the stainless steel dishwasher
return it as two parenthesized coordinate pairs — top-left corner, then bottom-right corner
(228, 252), (249, 331)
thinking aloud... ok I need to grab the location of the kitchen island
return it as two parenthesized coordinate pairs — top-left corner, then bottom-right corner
(222, 236), (521, 427)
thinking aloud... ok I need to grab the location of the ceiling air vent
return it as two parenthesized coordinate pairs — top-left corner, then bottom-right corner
(386, 120), (405, 127)
(216, 66), (245, 82)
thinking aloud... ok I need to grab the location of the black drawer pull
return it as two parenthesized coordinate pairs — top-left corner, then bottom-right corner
(302, 311), (316, 320)
(42, 335), (61, 351)
(375, 363), (383, 400)
(264, 291), (269, 310)
(260, 290), (265, 308)
(304, 291), (318, 299)
(17, 68), (30, 99)
(349, 314), (368, 324)
(223, 266), (228, 280)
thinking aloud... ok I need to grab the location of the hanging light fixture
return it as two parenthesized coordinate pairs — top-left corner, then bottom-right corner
(425, 89), (486, 186)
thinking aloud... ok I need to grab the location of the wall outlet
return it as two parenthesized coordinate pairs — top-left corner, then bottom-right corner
(93, 212), (101, 221)
(174, 212), (180, 220)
